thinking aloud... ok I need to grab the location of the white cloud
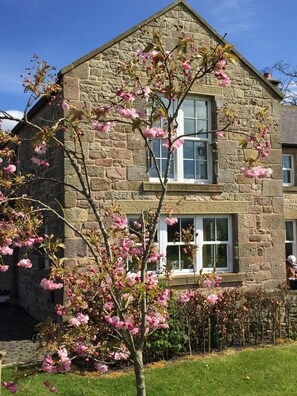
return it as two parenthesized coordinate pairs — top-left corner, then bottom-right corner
(202, 0), (256, 35)
(1, 110), (24, 131)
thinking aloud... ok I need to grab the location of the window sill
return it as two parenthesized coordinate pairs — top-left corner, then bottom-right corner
(284, 186), (297, 192)
(142, 182), (224, 193)
(157, 272), (245, 287)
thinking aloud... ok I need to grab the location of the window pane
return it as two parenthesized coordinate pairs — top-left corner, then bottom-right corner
(166, 245), (180, 270)
(286, 221), (294, 241)
(217, 218), (228, 241)
(184, 99), (195, 117)
(181, 218), (194, 242)
(195, 100), (208, 119)
(203, 218), (215, 241)
(197, 161), (207, 179)
(167, 218), (180, 242)
(197, 142), (207, 159)
(181, 248), (193, 270)
(286, 243), (294, 258)
(184, 119), (195, 134)
(184, 160), (194, 179)
(202, 244), (214, 268)
(196, 120), (208, 134)
(283, 170), (291, 184)
(283, 155), (292, 168)
(183, 141), (194, 159)
(149, 140), (175, 179)
(216, 244), (227, 267)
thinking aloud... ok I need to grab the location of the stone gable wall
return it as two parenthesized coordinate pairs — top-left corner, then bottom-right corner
(60, 4), (285, 290)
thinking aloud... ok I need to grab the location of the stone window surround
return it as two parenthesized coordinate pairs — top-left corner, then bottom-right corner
(120, 200), (247, 285)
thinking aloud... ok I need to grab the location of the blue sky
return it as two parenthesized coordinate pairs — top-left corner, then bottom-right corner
(1, 0), (296, 117)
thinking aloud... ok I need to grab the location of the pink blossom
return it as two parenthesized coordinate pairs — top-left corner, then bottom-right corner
(143, 127), (168, 139)
(165, 217), (178, 226)
(0, 245), (13, 255)
(0, 265), (9, 272)
(61, 101), (70, 111)
(214, 71), (231, 87)
(216, 130), (225, 138)
(55, 304), (67, 316)
(113, 216), (128, 229)
(116, 89), (135, 102)
(92, 121), (116, 133)
(133, 221), (142, 229)
(207, 294), (219, 304)
(3, 381), (17, 394)
(3, 164), (16, 173)
(74, 343), (88, 355)
(77, 312), (89, 324)
(40, 278), (63, 290)
(162, 139), (169, 149)
(240, 166), (273, 179)
(214, 275), (222, 286)
(104, 301), (114, 311)
(42, 355), (58, 373)
(215, 59), (227, 70)
(179, 290), (195, 303)
(94, 362), (108, 373)
(135, 86), (151, 98)
(34, 141), (47, 155)
(115, 106), (140, 119)
(31, 156), (49, 167)
(260, 151), (270, 158)
(202, 279), (215, 288)
(69, 317), (81, 326)
(182, 62), (192, 71)
(17, 258), (33, 269)
(111, 351), (130, 360)
(172, 138), (185, 151)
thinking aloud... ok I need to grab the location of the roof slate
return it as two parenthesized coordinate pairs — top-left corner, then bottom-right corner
(281, 106), (297, 146)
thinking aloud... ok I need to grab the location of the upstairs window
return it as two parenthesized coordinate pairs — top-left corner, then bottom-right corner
(283, 154), (294, 186)
(148, 97), (212, 183)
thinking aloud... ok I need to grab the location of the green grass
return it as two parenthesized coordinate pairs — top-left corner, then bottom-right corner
(3, 343), (297, 395)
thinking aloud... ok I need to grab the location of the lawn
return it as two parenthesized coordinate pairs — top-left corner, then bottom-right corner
(2, 342), (297, 395)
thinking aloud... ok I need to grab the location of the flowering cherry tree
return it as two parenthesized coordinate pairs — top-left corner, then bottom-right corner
(0, 32), (271, 396)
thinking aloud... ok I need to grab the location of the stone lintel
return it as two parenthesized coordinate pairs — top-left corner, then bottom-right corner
(118, 200), (248, 214)
(142, 182), (224, 193)
(284, 212), (297, 220)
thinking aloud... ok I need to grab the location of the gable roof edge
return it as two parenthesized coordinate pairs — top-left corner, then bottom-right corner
(59, 0), (184, 77)
(59, 0), (283, 100)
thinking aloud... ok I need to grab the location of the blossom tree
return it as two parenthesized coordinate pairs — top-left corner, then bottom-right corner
(0, 32), (271, 396)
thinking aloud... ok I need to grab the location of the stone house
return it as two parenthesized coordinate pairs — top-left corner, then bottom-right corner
(2, 0), (290, 320)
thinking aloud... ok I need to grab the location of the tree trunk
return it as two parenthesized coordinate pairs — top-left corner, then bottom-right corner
(132, 349), (146, 396)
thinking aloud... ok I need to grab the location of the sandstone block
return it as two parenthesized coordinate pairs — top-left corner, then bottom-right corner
(91, 178), (111, 191)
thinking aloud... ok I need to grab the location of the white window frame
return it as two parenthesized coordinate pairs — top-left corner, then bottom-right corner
(159, 215), (232, 274)
(282, 154), (294, 186)
(149, 97), (213, 184)
(285, 220), (296, 257)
